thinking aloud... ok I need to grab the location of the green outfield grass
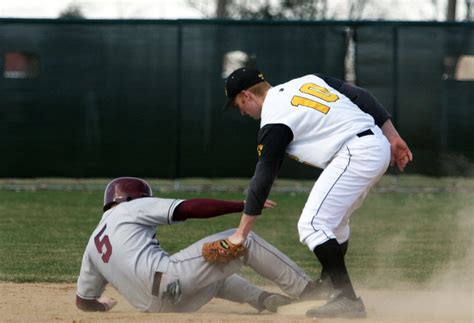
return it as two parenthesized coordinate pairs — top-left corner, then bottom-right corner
(0, 175), (472, 291)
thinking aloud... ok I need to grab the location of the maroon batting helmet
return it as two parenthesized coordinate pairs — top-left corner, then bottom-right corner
(103, 177), (153, 211)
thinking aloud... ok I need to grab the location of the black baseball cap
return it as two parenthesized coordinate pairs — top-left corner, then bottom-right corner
(222, 67), (265, 110)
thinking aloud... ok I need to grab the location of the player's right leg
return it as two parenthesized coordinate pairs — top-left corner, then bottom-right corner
(215, 274), (293, 313)
(164, 229), (326, 312)
(243, 230), (312, 299)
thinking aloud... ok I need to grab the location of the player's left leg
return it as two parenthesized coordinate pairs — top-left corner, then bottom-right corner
(299, 127), (390, 318)
(243, 231), (311, 298)
(242, 231), (334, 303)
(215, 274), (262, 308)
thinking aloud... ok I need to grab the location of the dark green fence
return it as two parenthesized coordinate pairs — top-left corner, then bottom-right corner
(0, 19), (472, 178)
(356, 23), (474, 175)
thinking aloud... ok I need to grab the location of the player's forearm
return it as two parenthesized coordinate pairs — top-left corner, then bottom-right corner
(244, 160), (281, 215)
(380, 119), (401, 141)
(228, 214), (258, 244)
(76, 295), (117, 312)
(173, 199), (245, 221)
(381, 119), (413, 171)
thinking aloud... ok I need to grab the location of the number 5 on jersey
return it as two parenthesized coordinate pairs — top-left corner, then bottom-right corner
(291, 83), (339, 114)
(94, 224), (112, 263)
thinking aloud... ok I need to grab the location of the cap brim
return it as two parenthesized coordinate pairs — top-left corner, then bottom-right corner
(221, 96), (236, 111)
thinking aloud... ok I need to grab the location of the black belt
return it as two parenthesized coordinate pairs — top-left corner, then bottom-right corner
(152, 272), (162, 297)
(356, 129), (374, 137)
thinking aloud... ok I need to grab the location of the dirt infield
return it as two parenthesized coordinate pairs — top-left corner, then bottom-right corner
(0, 283), (471, 323)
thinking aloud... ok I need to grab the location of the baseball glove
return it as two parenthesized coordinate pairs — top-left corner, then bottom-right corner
(202, 238), (247, 264)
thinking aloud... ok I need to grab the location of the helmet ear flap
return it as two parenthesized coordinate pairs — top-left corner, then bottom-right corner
(103, 177), (153, 211)
(103, 202), (116, 212)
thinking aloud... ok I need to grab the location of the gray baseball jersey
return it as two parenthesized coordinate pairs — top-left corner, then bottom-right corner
(76, 197), (183, 311)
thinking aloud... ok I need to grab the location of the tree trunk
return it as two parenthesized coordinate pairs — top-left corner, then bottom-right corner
(447, 0), (457, 20)
(216, 0), (229, 18)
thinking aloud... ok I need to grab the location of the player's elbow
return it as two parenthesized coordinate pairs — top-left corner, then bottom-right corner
(76, 295), (88, 311)
(76, 295), (105, 312)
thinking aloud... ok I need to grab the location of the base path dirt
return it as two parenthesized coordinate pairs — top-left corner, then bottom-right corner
(0, 283), (471, 322)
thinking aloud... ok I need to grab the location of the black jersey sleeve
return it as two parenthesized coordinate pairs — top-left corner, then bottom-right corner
(315, 73), (391, 127)
(244, 124), (293, 216)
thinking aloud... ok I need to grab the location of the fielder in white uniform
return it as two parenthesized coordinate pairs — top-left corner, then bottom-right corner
(220, 68), (413, 318)
(76, 177), (323, 314)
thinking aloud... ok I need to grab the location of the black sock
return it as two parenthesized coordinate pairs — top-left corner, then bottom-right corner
(340, 240), (349, 256)
(319, 240), (348, 281)
(313, 239), (357, 300)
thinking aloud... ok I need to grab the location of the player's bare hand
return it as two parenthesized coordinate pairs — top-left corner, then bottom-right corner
(389, 136), (413, 172)
(263, 199), (277, 209)
(243, 199), (276, 209)
(228, 233), (246, 245)
(98, 296), (117, 311)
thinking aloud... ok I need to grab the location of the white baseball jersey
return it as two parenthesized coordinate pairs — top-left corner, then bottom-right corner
(76, 197), (183, 311)
(261, 74), (376, 169)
